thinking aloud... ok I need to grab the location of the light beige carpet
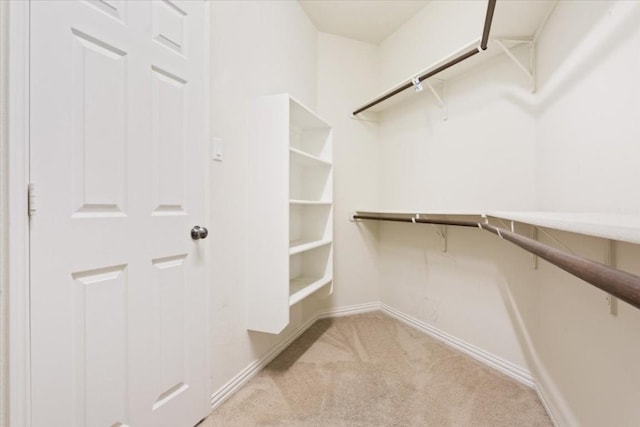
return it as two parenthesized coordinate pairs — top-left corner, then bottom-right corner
(202, 312), (551, 426)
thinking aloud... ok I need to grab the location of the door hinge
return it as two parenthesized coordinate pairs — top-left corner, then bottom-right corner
(28, 183), (36, 217)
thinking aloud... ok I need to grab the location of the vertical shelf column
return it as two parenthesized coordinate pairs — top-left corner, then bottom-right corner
(247, 94), (333, 334)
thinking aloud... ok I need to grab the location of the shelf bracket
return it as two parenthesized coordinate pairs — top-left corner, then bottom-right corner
(509, 220), (538, 269)
(423, 80), (448, 121)
(414, 214), (447, 252)
(531, 225), (538, 270)
(605, 239), (618, 316)
(534, 226), (574, 255)
(433, 224), (447, 252)
(494, 39), (536, 93)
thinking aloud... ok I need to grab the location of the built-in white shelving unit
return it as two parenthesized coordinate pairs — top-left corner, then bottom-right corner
(248, 94), (333, 334)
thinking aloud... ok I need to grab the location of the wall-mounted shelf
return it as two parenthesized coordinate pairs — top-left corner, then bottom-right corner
(352, 208), (640, 245)
(352, 0), (557, 116)
(353, 38), (534, 115)
(486, 211), (640, 245)
(351, 208), (640, 311)
(248, 94), (333, 334)
(353, 208), (482, 217)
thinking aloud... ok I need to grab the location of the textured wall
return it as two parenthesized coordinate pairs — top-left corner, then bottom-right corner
(208, 0), (323, 397)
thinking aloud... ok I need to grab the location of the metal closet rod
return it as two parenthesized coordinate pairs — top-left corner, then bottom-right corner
(352, 0), (497, 116)
(352, 214), (640, 311)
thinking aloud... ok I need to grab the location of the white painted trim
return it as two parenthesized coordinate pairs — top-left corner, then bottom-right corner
(209, 301), (539, 417)
(209, 302), (380, 410)
(210, 314), (317, 410)
(208, 303), (579, 425)
(317, 301), (380, 319)
(379, 303), (535, 388)
(7, 1), (31, 427)
(202, 0), (213, 420)
(209, 302), (538, 412)
(0, 3), (8, 426)
(534, 382), (561, 427)
(530, 359), (580, 427)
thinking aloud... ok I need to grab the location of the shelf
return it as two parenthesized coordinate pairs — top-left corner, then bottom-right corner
(289, 276), (333, 306)
(289, 147), (332, 167)
(355, 208), (482, 217)
(289, 95), (331, 130)
(290, 199), (332, 206)
(352, 1), (556, 115)
(354, 208), (640, 245)
(289, 238), (332, 255)
(486, 211), (640, 245)
(353, 38), (501, 114)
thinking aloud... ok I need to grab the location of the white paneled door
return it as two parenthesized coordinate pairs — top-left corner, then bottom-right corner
(29, 1), (209, 426)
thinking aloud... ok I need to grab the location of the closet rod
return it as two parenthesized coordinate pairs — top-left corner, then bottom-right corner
(352, 214), (640, 311)
(480, 0), (497, 50)
(352, 0), (497, 116)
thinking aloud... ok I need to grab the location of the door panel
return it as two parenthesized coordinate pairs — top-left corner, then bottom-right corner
(151, 66), (187, 215)
(30, 2), (208, 426)
(71, 28), (128, 217)
(72, 264), (129, 427)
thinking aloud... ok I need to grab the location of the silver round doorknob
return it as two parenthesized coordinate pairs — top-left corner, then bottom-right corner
(191, 226), (209, 240)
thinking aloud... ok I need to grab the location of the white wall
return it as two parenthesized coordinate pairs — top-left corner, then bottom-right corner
(536, 0), (640, 213)
(530, 1), (640, 425)
(377, 223), (536, 372)
(371, 0), (537, 384)
(208, 0), (325, 396)
(360, 1), (640, 426)
(380, 1), (486, 89)
(316, 33), (381, 309)
(377, 1), (537, 211)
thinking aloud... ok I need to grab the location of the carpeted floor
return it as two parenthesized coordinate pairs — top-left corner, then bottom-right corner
(202, 312), (551, 426)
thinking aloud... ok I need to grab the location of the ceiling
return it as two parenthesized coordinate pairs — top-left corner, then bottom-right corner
(299, 1), (556, 45)
(299, 1), (430, 45)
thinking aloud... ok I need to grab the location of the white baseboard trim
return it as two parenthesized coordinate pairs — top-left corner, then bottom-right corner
(210, 314), (316, 410)
(534, 381), (561, 427)
(531, 359), (581, 427)
(379, 303), (535, 388)
(317, 301), (380, 319)
(210, 302), (381, 410)
(210, 301), (541, 416)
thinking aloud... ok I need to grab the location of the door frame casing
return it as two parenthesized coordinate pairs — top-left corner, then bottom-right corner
(5, 1), (31, 427)
(4, 1), (213, 425)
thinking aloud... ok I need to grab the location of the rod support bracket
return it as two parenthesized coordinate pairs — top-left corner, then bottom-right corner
(531, 225), (538, 270)
(424, 80), (448, 121)
(605, 239), (619, 316)
(415, 214), (447, 252)
(494, 39), (537, 92)
(432, 224), (447, 252)
(411, 76), (423, 93)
